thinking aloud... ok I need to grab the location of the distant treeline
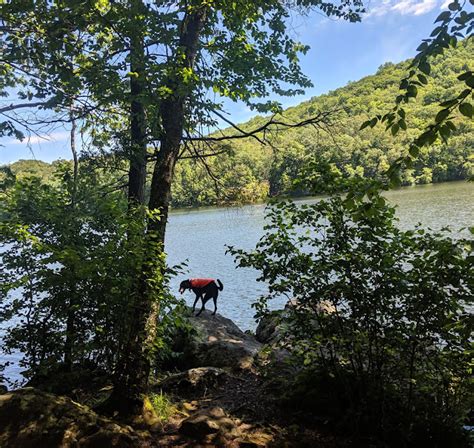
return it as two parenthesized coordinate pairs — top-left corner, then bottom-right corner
(6, 41), (473, 208)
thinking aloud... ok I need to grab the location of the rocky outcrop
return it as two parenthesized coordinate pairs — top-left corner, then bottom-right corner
(255, 311), (283, 344)
(180, 406), (235, 438)
(255, 299), (336, 344)
(172, 309), (262, 370)
(0, 388), (150, 448)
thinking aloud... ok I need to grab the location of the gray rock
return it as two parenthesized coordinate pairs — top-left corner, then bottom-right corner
(255, 299), (336, 344)
(175, 309), (262, 370)
(255, 311), (282, 344)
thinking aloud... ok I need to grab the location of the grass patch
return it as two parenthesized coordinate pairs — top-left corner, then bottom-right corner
(149, 391), (177, 422)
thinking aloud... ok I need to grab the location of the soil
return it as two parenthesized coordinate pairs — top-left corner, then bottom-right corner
(153, 369), (352, 447)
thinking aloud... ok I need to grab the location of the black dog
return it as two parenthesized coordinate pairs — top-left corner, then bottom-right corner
(179, 278), (224, 316)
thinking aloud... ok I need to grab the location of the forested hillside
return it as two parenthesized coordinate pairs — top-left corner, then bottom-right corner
(6, 41), (473, 208)
(173, 39), (473, 206)
(8, 159), (57, 182)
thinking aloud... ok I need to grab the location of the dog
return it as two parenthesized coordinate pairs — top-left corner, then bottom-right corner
(179, 278), (224, 316)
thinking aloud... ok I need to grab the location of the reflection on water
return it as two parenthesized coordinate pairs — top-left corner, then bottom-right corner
(167, 181), (474, 331)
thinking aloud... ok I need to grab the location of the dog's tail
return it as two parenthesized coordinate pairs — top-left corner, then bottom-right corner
(216, 279), (224, 291)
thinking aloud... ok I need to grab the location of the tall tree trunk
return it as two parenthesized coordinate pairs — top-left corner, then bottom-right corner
(127, 1), (147, 206)
(148, 4), (207, 238)
(106, 7), (207, 416)
(99, 1), (149, 416)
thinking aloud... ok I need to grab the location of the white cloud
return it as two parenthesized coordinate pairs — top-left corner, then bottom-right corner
(366, 0), (439, 17)
(393, 0), (437, 15)
(440, 0), (451, 9)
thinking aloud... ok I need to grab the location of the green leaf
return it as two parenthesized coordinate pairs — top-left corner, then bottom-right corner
(417, 74), (428, 85)
(407, 85), (418, 98)
(439, 124), (451, 141)
(446, 121), (457, 131)
(416, 131), (433, 146)
(448, 1), (460, 11)
(457, 71), (472, 81)
(435, 11), (451, 22)
(465, 76), (474, 89)
(416, 42), (429, 52)
(409, 146), (419, 157)
(439, 99), (458, 108)
(360, 120), (372, 130)
(435, 108), (450, 123)
(430, 26), (444, 37)
(459, 102), (473, 118)
(419, 61), (431, 75)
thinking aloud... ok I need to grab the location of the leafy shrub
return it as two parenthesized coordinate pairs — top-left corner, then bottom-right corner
(0, 163), (184, 387)
(230, 189), (473, 446)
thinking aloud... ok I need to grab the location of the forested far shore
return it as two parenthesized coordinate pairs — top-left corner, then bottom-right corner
(4, 40), (474, 208)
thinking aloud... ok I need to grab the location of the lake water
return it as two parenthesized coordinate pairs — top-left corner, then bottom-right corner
(166, 181), (474, 331)
(2, 181), (473, 383)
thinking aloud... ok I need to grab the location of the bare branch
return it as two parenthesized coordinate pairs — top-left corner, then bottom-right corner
(179, 148), (229, 159)
(0, 101), (52, 114)
(184, 109), (337, 143)
(210, 109), (266, 145)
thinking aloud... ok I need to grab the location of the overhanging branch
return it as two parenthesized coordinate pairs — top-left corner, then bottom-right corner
(184, 109), (337, 143)
(0, 101), (51, 114)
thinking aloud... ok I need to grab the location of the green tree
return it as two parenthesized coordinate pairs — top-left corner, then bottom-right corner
(2, 0), (366, 413)
(0, 163), (133, 380)
(229, 185), (473, 446)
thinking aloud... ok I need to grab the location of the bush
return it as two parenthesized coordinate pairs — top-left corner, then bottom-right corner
(230, 188), (473, 447)
(0, 163), (184, 387)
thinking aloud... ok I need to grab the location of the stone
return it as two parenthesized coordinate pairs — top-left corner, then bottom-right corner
(255, 299), (336, 344)
(235, 432), (273, 447)
(172, 309), (262, 371)
(179, 406), (243, 442)
(0, 388), (148, 447)
(255, 311), (282, 344)
(179, 407), (225, 438)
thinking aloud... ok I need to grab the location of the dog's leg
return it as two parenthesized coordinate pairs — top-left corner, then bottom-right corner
(192, 294), (200, 313)
(196, 294), (210, 317)
(196, 300), (206, 316)
(212, 296), (217, 315)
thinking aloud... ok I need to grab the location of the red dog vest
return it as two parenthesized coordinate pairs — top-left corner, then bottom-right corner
(189, 278), (215, 288)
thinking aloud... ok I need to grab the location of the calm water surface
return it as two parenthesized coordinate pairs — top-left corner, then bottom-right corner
(2, 181), (473, 382)
(167, 181), (474, 331)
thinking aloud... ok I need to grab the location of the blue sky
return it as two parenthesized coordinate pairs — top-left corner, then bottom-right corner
(0, 0), (453, 164)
